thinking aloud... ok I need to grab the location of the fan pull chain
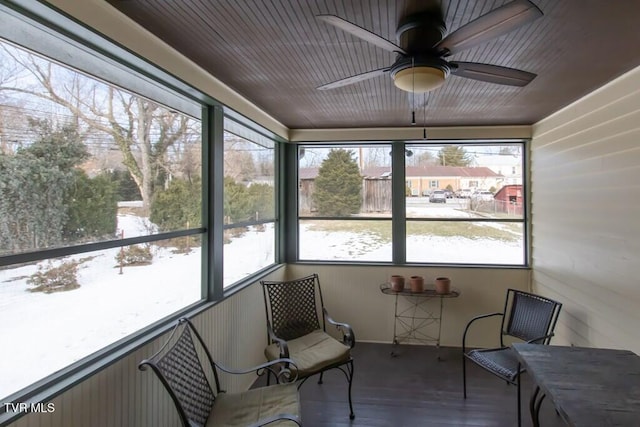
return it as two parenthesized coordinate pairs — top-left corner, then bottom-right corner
(423, 93), (427, 139)
(411, 56), (416, 125)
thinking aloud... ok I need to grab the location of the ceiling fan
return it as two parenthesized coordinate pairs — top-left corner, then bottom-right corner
(316, 0), (542, 93)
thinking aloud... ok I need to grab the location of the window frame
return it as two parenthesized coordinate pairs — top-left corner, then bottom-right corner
(221, 117), (279, 288)
(295, 143), (394, 264)
(293, 140), (530, 267)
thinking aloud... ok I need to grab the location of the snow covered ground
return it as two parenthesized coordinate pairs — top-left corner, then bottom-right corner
(300, 205), (523, 263)
(299, 228), (522, 263)
(0, 215), (202, 398)
(0, 206), (522, 399)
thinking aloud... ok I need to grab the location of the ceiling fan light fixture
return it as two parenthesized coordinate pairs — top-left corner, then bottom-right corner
(394, 66), (446, 93)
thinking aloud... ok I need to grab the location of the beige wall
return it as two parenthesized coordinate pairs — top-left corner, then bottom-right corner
(531, 65), (640, 353)
(286, 264), (529, 348)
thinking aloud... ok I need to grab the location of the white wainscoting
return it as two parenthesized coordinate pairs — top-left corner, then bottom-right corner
(531, 65), (640, 353)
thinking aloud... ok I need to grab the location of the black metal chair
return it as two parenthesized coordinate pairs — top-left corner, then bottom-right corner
(139, 317), (302, 427)
(462, 289), (562, 427)
(261, 273), (356, 419)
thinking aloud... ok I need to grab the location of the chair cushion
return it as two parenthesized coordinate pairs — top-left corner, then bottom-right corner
(265, 329), (351, 377)
(206, 383), (299, 427)
(466, 347), (522, 382)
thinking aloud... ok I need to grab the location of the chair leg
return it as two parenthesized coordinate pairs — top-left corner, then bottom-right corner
(347, 359), (355, 420)
(318, 371), (324, 384)
(462, 354), (467, 399)
(517, 372), (522, 427)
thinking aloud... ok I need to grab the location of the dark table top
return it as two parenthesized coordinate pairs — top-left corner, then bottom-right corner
(513, 343), (640, 427)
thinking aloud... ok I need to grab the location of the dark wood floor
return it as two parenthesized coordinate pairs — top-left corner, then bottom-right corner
(290, 343), (566, 427)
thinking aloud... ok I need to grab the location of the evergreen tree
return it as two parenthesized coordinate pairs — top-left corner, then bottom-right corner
(63, 170), (118, 241)
(110, 169), (142, 201)
(0, 120), (88, 252)
(437, 146), (473, 166)
(313, 149), (362, 216)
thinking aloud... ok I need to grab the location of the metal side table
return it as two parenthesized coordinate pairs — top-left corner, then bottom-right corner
(380, 283), (460, 358)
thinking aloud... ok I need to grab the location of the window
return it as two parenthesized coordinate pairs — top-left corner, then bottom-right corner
(406, 143), (525, 265)
(298, 144), (392, 262)
(296, 142), (527, 265)
(0, 5), (204, 402)
(223, 120), (276, 287)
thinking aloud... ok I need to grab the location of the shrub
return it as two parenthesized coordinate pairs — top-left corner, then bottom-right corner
(115, 244), (153, 266)
(110, 169), (142, 201)
(150, 177), (200, 233)
(27, 260), (80, 293)
(246, 182), (274, 221)
(223, 177), (252, 223)
(63, 170), (118, 241)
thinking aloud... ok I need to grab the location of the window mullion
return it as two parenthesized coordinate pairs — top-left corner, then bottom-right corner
(392, 142), (407, 264)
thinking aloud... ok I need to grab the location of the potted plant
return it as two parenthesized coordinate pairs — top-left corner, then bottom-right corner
(390, 275), (405, 292)
(434, 277), (451, 294)
(409, 275), (424, 293)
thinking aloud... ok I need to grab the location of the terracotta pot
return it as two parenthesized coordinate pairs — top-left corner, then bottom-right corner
(435, 277), (451, 294)
(409, 275), (424, 293)
(390, 275), (405, 292)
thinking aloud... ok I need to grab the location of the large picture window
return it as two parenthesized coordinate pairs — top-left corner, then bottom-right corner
(223, 120), (276, 287)
(298, 144), (392, 262)
(297, 142), (527, 265)
(0, 14), (203, 400)
(406, 143), (525, 265)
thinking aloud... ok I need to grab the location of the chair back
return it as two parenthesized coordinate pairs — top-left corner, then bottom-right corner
(261, 274), (324, 341)
(503, 289), (562, 344)
(139, 318), (220, 427)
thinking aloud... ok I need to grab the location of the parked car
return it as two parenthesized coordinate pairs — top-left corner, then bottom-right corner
(472, 190), (494, 201)
(456, 188), (473, 198)
(444, 189), (454, 198)
(429, 190), (446, 203)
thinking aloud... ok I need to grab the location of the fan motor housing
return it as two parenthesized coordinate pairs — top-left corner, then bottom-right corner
(396, 11), (447, 53)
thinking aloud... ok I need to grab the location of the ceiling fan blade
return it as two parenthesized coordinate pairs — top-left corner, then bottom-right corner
(317, 14), (406, 54)
(450, 62), (536, 86)
(317, 68), (390, 90)
(437, 0), (542, 56)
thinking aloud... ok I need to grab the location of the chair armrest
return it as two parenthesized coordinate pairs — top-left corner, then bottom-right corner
(267, 323), (290, 359)
(248, 413), (302, 426)
(462, 312), (503, 353)
(214, 357), (299, 384)
(526, 332), (555, 344)
(324, 307), (356, 348)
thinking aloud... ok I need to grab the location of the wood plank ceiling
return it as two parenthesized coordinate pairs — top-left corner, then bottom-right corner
(107, 0), (640, 129)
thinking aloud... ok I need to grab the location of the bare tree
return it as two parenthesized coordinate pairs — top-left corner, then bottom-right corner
(0, 43), (195, 213)
(223, 135), (257, 182)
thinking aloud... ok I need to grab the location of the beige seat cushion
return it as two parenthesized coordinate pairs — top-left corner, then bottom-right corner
(265, 329), (351, 377)
(206, 382), (300, 427)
